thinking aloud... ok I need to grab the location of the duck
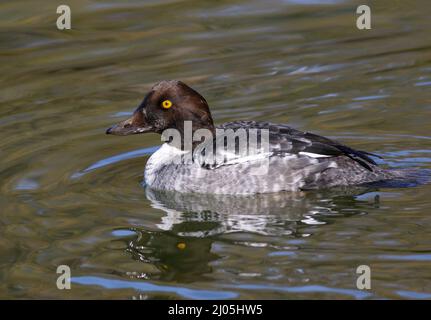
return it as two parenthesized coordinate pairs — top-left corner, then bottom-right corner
(106, 80), (415, 195)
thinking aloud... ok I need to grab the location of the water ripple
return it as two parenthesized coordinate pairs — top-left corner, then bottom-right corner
(71, 146), (158, 179)
(73, 276), (238, 299)
(221, 283), (372, 299)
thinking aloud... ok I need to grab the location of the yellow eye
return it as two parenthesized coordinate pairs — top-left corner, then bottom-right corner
(162, 100), (172, 109)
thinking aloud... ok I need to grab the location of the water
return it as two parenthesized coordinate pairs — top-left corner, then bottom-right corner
(1, 0), (431, 299)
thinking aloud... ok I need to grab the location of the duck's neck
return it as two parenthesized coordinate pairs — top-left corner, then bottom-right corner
(163, 120), (216, 152)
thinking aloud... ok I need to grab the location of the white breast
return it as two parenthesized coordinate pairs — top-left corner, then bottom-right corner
(144, 143), (189, 186)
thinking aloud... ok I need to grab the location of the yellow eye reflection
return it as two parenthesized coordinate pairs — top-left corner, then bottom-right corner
(177, 242), (186, 250)
(162, 100), (173, 109)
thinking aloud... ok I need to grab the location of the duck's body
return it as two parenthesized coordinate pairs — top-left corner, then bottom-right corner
(107, 80), (411, 195)
(144, 120), (401, 194)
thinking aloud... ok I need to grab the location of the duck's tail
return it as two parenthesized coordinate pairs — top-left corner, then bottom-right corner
(367, 168), (431, 188)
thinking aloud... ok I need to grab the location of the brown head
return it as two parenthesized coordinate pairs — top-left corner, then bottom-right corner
(106, 80), (215, 137)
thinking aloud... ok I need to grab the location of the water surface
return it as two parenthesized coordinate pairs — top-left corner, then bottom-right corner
(1, 0), (431, 299)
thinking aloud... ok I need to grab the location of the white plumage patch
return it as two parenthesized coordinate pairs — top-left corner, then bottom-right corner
(145, 143), (188, 186)
(299, 152), (332, 158)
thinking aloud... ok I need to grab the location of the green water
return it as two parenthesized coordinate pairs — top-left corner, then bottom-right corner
(1, 0), (431, 299)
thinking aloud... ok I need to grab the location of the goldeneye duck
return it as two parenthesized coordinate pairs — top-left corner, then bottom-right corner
(106, 80), (411, 195)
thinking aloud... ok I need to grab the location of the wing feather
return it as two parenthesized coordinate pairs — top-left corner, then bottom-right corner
(195, 121), (379, 171)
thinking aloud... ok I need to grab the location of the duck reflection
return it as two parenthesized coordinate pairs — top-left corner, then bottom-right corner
(145, 186), (379, 237)
(127, 228), (218, 282)
(126, 187), (379, 282)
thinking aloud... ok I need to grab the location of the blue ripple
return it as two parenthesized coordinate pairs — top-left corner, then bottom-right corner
(378, 254), (431, 261)
(396, 290), (431, 299)
(73, 276), (238, 299)
(221, 283), (372, 299)
(71, 146), (159, 179)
